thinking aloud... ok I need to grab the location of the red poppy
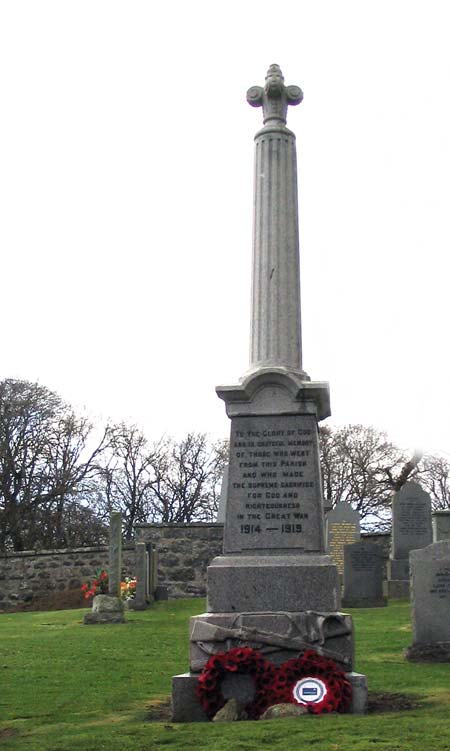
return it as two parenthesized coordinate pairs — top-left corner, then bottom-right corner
(196, 647), (352, 720)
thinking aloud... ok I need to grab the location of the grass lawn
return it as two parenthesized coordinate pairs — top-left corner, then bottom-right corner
(1, 599), (450, 750)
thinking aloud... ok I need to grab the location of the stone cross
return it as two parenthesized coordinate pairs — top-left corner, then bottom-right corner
(108, 512), (122, 597)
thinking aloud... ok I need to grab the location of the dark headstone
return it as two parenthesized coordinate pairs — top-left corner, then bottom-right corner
(342, 541), (386, 608)
(131, 542), (149, 610)
(391, 483), (432, 560)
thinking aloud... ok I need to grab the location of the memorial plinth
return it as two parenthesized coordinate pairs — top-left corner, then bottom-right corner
(171, 64), (366, 720)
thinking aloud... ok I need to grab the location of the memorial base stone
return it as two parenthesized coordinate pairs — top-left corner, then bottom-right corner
(189, 610), (354, 672)
(207, 555), (341, 613)
(171, 669), (367, 721)
(171, 673), (210, 722)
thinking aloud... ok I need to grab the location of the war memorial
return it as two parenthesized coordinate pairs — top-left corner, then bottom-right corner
(171, 64), (368, 721)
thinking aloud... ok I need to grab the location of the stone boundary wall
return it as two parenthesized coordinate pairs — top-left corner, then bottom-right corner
(135, 523), (224, 598)
(0, 544), (135, 612)
(0, 524), (389, 611)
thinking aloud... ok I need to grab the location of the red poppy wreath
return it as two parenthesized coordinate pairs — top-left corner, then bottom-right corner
(196, 647), (352, 720)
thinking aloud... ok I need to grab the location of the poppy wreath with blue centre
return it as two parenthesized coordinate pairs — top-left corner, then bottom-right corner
(196, 647), (352, 720)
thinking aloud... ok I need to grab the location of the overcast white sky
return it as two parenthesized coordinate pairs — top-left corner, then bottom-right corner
(1, 1), (450, 457)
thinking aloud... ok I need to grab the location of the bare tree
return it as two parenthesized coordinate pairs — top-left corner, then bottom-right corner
(92, 428), (227, 532)
(0, 379), (108, 551)
(148, 433), (227, 523)
(418, 454), (450, 509)
(94, 423), (156, 540)
(319, 424), (418, 530)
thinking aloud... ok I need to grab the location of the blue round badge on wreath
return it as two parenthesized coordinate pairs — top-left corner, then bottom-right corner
(293, 677), (327, 705)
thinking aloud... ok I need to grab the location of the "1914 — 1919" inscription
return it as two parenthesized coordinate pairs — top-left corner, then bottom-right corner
(223, 414), (325, 554)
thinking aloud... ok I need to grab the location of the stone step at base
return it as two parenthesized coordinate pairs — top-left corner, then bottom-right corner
(171, 670), (368, 722)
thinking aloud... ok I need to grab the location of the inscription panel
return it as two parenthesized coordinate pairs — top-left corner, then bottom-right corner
(429, 566), (450, 599)
(328, 522), (359, 575)
(223, 414), (324, 554)
(398, 502), (430, 537)
(349, 548), (376, 572)
(325, 502), (360, 576)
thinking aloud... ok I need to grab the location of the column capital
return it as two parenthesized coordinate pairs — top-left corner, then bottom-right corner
(247, 64), (303, 127)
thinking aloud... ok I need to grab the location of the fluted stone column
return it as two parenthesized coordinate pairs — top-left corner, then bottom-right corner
(247, 65), (306, 375)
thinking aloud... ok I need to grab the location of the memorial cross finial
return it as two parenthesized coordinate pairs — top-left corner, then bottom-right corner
(246, 63), (303, 126)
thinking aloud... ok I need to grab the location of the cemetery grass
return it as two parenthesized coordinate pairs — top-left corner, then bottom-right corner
(1, 601), (450, 751)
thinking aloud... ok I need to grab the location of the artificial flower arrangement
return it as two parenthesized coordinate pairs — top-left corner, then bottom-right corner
(120, 577), (137, 601)
(80, 571), (137, 601)
(196, 647), (352, 720)
(80, 569), (108, 600)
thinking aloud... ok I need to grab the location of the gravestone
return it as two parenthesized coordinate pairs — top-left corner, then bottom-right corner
(326, 502), (361, 578)
(108, 511), (123, 597)
(406, 540), (450, 661)
(388, 482), (432, 599)
(432, 510), (450, 542)
(84, 511), (125, 624)
(342, 541), (387, 608)
(171, 64), (367, 721)
(131, 542), (149, 610)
